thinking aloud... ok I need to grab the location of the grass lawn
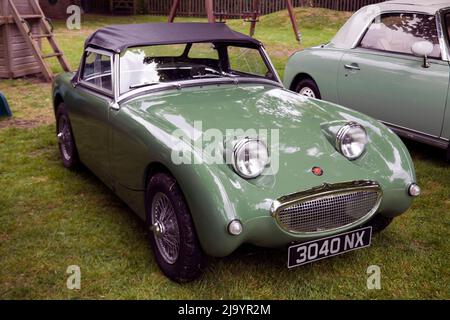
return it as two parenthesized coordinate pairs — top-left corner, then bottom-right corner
(0, 8), (449, 299)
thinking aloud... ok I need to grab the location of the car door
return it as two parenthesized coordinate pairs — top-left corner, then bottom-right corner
(68, 48), (114, 185)
(337, 12), (449, 139)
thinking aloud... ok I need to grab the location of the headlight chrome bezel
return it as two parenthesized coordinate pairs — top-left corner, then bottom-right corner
(232, 138), (269, 179)
(335, 122), (368, 160)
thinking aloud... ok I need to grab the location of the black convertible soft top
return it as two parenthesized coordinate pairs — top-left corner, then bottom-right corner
(85, 22), (261, 53)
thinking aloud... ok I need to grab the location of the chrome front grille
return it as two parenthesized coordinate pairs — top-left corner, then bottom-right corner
(272, 181), (382, 234)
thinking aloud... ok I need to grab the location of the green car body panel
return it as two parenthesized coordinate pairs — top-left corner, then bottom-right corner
(53, 70), (417, 257)
(284, 0), (450, 150)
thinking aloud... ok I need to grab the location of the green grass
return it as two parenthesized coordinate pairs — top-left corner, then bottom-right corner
(0, 8), (449, 300)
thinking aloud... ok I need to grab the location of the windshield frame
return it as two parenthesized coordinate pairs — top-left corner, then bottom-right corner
(115, 41), (282, 101)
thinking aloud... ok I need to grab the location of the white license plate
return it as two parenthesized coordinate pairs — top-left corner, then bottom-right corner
(287, 227), (372, 268)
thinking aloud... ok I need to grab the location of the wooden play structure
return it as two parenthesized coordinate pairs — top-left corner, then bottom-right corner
(110, 0), (138, 15)
(168, 0), (302, 42)
(80, 0), (138, 15)
(0, 0), (70, 81)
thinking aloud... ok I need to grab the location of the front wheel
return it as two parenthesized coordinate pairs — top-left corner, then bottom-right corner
(294, 78), (321, 99)
(146, 172), (206, 282)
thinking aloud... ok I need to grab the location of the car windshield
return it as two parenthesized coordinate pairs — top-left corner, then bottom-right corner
(119, 42), (275, 94)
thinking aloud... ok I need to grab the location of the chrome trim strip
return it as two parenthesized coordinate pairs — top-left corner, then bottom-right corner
(113, 53), (120, 102)
(383, 121), (449, 141)
(260, 46), (282, 84)
(351, 47), (447, 64)
(383, 121), (449, 149)
(436, 11), (449, 61)
(270, 181), (383, 236)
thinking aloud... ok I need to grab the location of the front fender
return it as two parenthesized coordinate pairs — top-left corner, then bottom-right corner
(52, 72), (77, 113)
(283, 47), (345, 102)
(169, 162), (249, 257)
(315, 99), (417, 217)
(110, 105), (247, 257)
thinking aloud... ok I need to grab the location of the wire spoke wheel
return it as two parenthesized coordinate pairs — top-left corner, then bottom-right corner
(57, 115), (73, 161)
(151, 192), (180, 265)
(146, 173), (205, 282)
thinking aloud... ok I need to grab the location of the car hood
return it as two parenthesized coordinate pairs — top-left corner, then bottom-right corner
(123, 83), (415, 196)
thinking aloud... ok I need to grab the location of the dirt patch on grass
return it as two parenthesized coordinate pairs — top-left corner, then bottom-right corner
(267, 46), (298, 58)
(0, 233), (10, 242)
(0, 115), (53, 130)
(444, 200), (450, 209)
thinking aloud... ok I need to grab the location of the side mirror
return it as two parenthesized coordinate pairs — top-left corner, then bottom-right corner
(411, 41), (434, 68)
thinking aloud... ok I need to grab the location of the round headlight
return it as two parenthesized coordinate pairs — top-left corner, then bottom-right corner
(232, 138), (269, 179)
(336, 122), (368, 160)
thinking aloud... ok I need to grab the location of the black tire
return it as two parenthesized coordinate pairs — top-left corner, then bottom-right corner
(56, 103), (79, 169)
(446, 144), (450, 162)
(294, 78), (321, 99)
(362, 214), (393, 233)
(146, 172), (206, 282)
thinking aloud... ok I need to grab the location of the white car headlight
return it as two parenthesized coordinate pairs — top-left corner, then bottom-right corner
(232, 138), (269, 179)
(336, 122), (368, 160)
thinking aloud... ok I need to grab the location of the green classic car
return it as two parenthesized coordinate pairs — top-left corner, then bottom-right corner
(284, 0), (450, 159)
(53, 22), (419, 282)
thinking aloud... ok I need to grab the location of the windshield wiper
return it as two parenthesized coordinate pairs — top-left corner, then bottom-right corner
(192, 74), (225, 79)
(129, 82), (160, 89)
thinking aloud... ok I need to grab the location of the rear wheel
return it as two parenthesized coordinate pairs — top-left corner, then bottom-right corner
(146, 172), (205, 282)
(56, 103), (79, 169)
(294, 78), (321, 99)
(362, 214), (393, 233)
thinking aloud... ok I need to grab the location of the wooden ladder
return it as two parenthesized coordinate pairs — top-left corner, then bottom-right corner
(8, 0), (71, 82)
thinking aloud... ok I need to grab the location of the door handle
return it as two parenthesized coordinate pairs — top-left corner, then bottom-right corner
(344, 63), (360, 71)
